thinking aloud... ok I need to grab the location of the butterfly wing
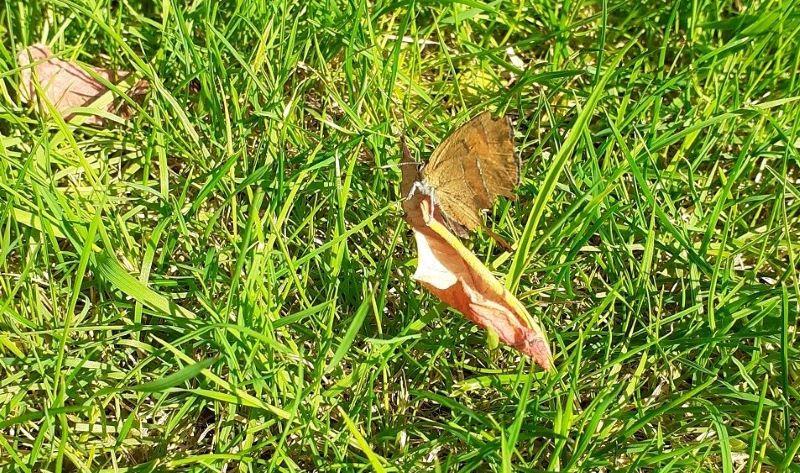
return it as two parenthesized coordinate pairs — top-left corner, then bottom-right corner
(422, 111), (518, 232)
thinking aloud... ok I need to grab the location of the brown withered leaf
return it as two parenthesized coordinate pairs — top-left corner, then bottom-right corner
(401, 163), (553, 370)
(17, 44), (148, 125)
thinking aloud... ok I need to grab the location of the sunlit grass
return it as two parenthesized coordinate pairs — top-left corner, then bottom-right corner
(1, 0), (798, 471)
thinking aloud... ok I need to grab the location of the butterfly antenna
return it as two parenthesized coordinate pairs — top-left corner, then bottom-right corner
(484, 227), (514, 252)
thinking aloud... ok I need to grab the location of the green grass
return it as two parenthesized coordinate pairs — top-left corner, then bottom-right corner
(1, 0), (799, 471)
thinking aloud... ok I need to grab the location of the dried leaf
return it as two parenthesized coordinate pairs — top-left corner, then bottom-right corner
(402, 165), (553, 370)
(17, 44), (148, 125)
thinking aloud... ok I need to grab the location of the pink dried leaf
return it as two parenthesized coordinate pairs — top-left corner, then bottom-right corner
(401, 163), (553, 370)
(17, 44), (148, 125)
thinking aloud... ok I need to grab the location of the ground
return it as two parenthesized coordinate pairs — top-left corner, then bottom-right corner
(1, 0), (799, 471)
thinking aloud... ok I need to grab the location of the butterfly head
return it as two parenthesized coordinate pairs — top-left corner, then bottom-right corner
(406, 179), (434, 200)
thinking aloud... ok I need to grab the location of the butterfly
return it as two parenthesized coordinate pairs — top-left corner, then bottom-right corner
(402, 111), (519, 250)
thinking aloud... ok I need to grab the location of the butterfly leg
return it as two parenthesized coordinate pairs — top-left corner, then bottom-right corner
(406, 181), (423, 200)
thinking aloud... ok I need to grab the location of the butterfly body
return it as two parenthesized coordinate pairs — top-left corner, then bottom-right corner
(404, 111), (519, 249)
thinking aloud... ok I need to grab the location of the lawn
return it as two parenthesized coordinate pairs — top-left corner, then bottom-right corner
(1, 0), (799, 471)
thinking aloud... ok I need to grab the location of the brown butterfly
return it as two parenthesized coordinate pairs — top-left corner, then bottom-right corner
(402, 111), (519, 250)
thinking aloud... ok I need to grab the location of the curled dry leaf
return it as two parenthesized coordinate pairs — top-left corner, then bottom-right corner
(17, 44), (148, 125)
(401, 161), (553, 370)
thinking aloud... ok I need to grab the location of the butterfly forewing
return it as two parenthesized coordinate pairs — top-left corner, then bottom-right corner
(422, 111), (518, 232)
